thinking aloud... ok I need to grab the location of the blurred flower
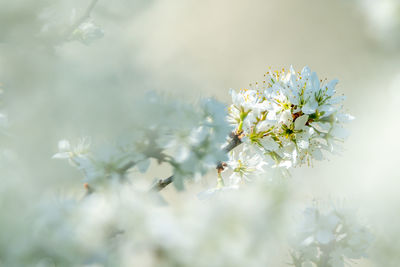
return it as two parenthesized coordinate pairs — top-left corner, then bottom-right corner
(135, 92), (230, 189)
(71, 19), (104, 45)
(53, 92), (231, 190)
(0, 178), (290, 267)
(52, 137), (90, 160)
(291, 201), (373, 267)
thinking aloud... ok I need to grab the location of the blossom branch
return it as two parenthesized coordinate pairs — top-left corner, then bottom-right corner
(150, 132), (243, 192)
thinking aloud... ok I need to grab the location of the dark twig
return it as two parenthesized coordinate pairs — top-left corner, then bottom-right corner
(216, 132), (243, 170)
(149, 132), (243, 192)
(150, 176), (174, 192)
(223, 131), (243, 153)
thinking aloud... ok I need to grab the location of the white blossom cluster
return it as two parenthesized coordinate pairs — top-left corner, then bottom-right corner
(227, 66), (353, 180)
(290, 202), (373, 267)
(53, 92), (231, 190)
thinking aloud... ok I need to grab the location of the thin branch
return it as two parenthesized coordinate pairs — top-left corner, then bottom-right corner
(223, 131), (243, 153)
(149, 132), (243, 192)
(216, 132), (243, 170)
(64, 0), (99, 40)
(150, 176), (174, 192)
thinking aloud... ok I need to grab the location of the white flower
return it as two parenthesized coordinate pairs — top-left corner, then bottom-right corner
(229, 88), (259, 112)
(129, 93), (231, 189)
(228, 66), (353, 168)
(52, 139), (71, 159)
(52, 138), (90, 160)
(227, 146), (266, 185)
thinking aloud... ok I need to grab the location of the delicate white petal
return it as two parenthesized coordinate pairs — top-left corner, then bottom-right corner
(316, 230), (334, 244)
(256, 120), (272, 132)
(330, 125), (349, 139)
(280, 110), (293, 126)
(326, 79), (338, 96)
(52, 152), (70, 159)
(302, 100), (318, 114)
(310, 121), (331, 133)
(297, 139), (309, 150)
(294, 114), (309, 131)
(260, 136), (279, 151)
(57, 139), (71, 152)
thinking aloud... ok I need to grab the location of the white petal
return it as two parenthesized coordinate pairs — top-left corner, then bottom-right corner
(326, 79), (338, 96)
(302, 100), (318, 114)
(301, 66), (311, 77)
(336, 113), (355, 123)
(319, 104), (337, 117)
(310, 121), (331, 133)
(52, 152), (70, 159)
(174, 146), (191, 163)
(266, 111), (277, 121)
(297, 139), (309, 149)
(57, 139), (71, 152)
(189, 126), (208, 145)
(230, 172), (243, 185)
(311, 148), (324, 160)
(325, 213), (340, 230)
(279, 110), (293, 126)
(294, 114), (309, 131)
(260, 136), (279, 151)
(316, 229), (334, 244)
(328, 95), (346, 105)
(256, 121), (269, 132)
(330, 125), (349, 139)
(310, 72), (320, 91)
